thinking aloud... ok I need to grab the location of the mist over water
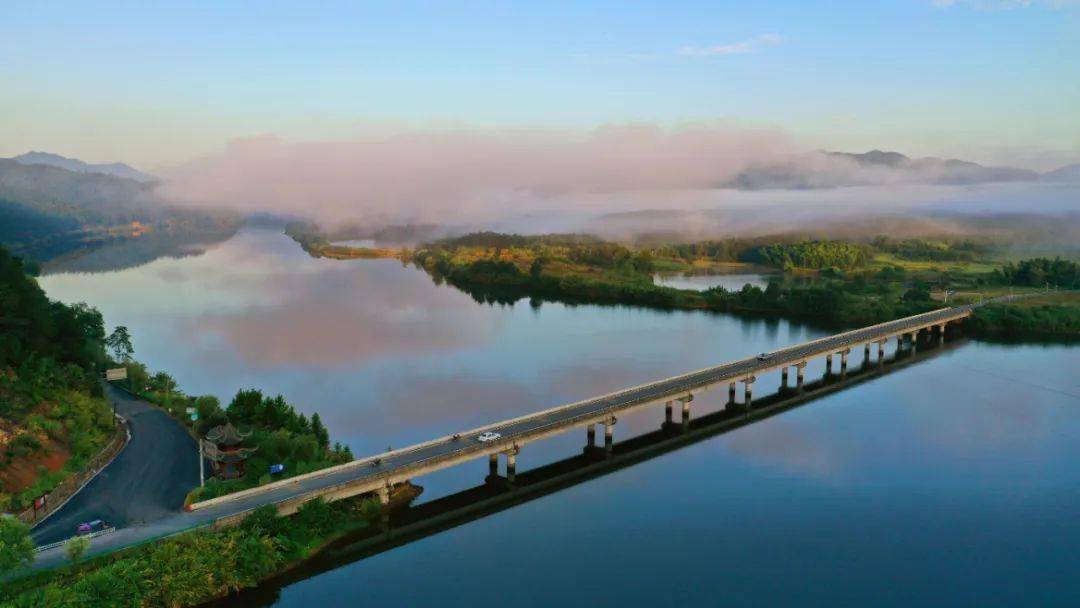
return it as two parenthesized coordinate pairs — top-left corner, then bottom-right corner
(157, 127), (1080, 234)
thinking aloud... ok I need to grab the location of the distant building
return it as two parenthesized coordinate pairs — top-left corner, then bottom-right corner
(203, 423), (257, 479)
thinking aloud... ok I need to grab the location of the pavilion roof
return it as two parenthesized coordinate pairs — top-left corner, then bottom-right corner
(203, 441), (258, 463)
(205, 422), (252, 446)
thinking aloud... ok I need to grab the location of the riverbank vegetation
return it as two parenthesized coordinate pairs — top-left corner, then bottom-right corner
(0, 495), (388, 607)
(0, 246), (116, 518)
(968, 297), (1080, 336)
(284, 223), (404, 260)
(286, 224), (1078, 336)
(405, 232), (1078, 337)
(993, 258), (1078, 289)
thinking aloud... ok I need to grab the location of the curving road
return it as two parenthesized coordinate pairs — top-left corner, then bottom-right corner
(30, 383), (200, 547)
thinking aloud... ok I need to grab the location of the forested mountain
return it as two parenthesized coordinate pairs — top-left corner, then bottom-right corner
(0, 245), (116, 512)
(0, 159), (155, 223)
(13, 151), (156, 183)
(0, 158), (238, 265)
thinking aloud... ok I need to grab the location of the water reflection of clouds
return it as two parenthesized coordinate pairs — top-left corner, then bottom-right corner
(184, 262), (495, 368)
(718, 345), (1080, 487)
(723, 422), (847, 483)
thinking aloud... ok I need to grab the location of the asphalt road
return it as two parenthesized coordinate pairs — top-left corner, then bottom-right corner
(30, 383), (201, 546)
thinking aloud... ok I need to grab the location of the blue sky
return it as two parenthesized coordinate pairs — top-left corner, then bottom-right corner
(1, 0), (1077, 167)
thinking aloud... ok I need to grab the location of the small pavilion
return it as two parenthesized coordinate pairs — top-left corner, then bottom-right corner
(204, 423), (257, 479)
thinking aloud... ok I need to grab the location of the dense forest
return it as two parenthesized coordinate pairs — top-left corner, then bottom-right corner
(748, 240), (871, 270)
(969, 302), (1080, 336)
(869, 236), (987, 262)
(0, 245), (116, 515)
(993, 258), (1078, 288)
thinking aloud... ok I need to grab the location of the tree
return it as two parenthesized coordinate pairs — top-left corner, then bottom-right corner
(311, 413), (329, 451)
(227, 389), (265, 424)
(0, 515), (35, 575)
(105, 326), (134, 362)
(150, 371), (177, 407)
(65, 535), (89, 563)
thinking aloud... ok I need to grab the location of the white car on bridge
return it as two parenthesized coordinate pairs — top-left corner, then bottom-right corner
(477, 431), (502, 442)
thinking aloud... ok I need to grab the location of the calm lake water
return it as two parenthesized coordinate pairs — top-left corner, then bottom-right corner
(653, 272), (773, 291)
(40, 227), (1080, 606)
(328, 239), (376, 248)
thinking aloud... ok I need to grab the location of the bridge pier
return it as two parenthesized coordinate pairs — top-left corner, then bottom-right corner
(664, 400), (673, 424)
(678, 397), (692, 431)
(742, 376), (756, 409)
(910, 332), (918, 354)
(795, 362), (806, 392)
(728, 382), (737, 407)
(896, 335), (903, 351)
(586, 424), (596, 448)
(877, 340), (886, 365)
(488, 453), (498, 481)
(938, 323), (946, 345)
(839, 349), (850, 378)
(377, 485), (391, 527)
(781, 367), (789, 390)
(506, 450), (517, 484)
(825, 354), (833, 376)
(604, 418), (616, 456)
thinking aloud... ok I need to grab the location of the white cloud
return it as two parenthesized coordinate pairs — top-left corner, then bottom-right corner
(678, 33), (782, 58)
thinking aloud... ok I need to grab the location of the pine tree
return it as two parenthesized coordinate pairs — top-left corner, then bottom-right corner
(311, 412), (330, 451)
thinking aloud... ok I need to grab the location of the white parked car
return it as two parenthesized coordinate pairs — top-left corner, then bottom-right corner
(477, 431), (502, 442)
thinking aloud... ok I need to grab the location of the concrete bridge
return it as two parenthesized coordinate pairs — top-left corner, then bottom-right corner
(187, 302), (988, 522)
(228, 336), (965, 599)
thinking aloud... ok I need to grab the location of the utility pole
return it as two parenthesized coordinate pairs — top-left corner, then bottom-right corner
(198, 439), (205, 487)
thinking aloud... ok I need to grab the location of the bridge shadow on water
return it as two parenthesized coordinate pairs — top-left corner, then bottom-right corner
(215, 335), (965, 607)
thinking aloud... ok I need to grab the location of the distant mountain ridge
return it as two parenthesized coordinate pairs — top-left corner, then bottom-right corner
(1041, 163), (1080, 183)
(13, 151), (157, 183)
(0, 156), (238, 263)
(0, 158), (156, 221)
(727, 149), (1073, 190)
(827, 149), (1039, 181)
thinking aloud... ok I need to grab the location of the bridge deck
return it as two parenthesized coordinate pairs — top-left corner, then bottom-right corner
(189, 304), (976, 517)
